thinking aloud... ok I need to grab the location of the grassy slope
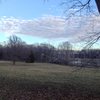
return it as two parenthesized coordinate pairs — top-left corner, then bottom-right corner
(0, 61), (100, 100)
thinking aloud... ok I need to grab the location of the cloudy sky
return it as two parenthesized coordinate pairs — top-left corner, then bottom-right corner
(0, 0), (99, 48)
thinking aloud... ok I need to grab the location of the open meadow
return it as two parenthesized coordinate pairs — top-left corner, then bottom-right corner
(0, 61), (100, 100)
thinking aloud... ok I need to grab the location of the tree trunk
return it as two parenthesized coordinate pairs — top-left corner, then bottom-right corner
(13, 60), (16, 65)
(95, 0), (100, 13)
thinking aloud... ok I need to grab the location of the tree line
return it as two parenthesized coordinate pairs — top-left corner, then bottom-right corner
(0, 35), (100, 67)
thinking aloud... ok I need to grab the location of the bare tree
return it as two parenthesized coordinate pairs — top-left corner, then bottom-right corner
(60, 0), (100, 16)
(58, 41), (72, 50)
(61, 0), (93, 18)
(63, 0), (100, 47)
(58, 41), (72, 65)
(7, 35), (23, 65)
(45, 0), (100, 47)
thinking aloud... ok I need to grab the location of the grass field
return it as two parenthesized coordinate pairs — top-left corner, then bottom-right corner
(0, 61), (100, 100)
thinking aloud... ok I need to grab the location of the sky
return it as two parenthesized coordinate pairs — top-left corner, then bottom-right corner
(0, 0), (99, 49)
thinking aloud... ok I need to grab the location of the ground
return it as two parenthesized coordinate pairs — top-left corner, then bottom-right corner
(0, 61), (100, 100)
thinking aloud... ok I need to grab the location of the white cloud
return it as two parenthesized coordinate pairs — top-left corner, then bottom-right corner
(0, 15), (100, 42)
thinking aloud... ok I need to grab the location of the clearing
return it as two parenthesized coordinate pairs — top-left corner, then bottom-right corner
(0, 61), (100, 100)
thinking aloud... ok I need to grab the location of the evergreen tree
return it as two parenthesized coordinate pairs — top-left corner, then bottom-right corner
(26, 51), (35, 63)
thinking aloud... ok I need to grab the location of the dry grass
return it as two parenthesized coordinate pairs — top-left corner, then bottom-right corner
(0, 61), (100, 100)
